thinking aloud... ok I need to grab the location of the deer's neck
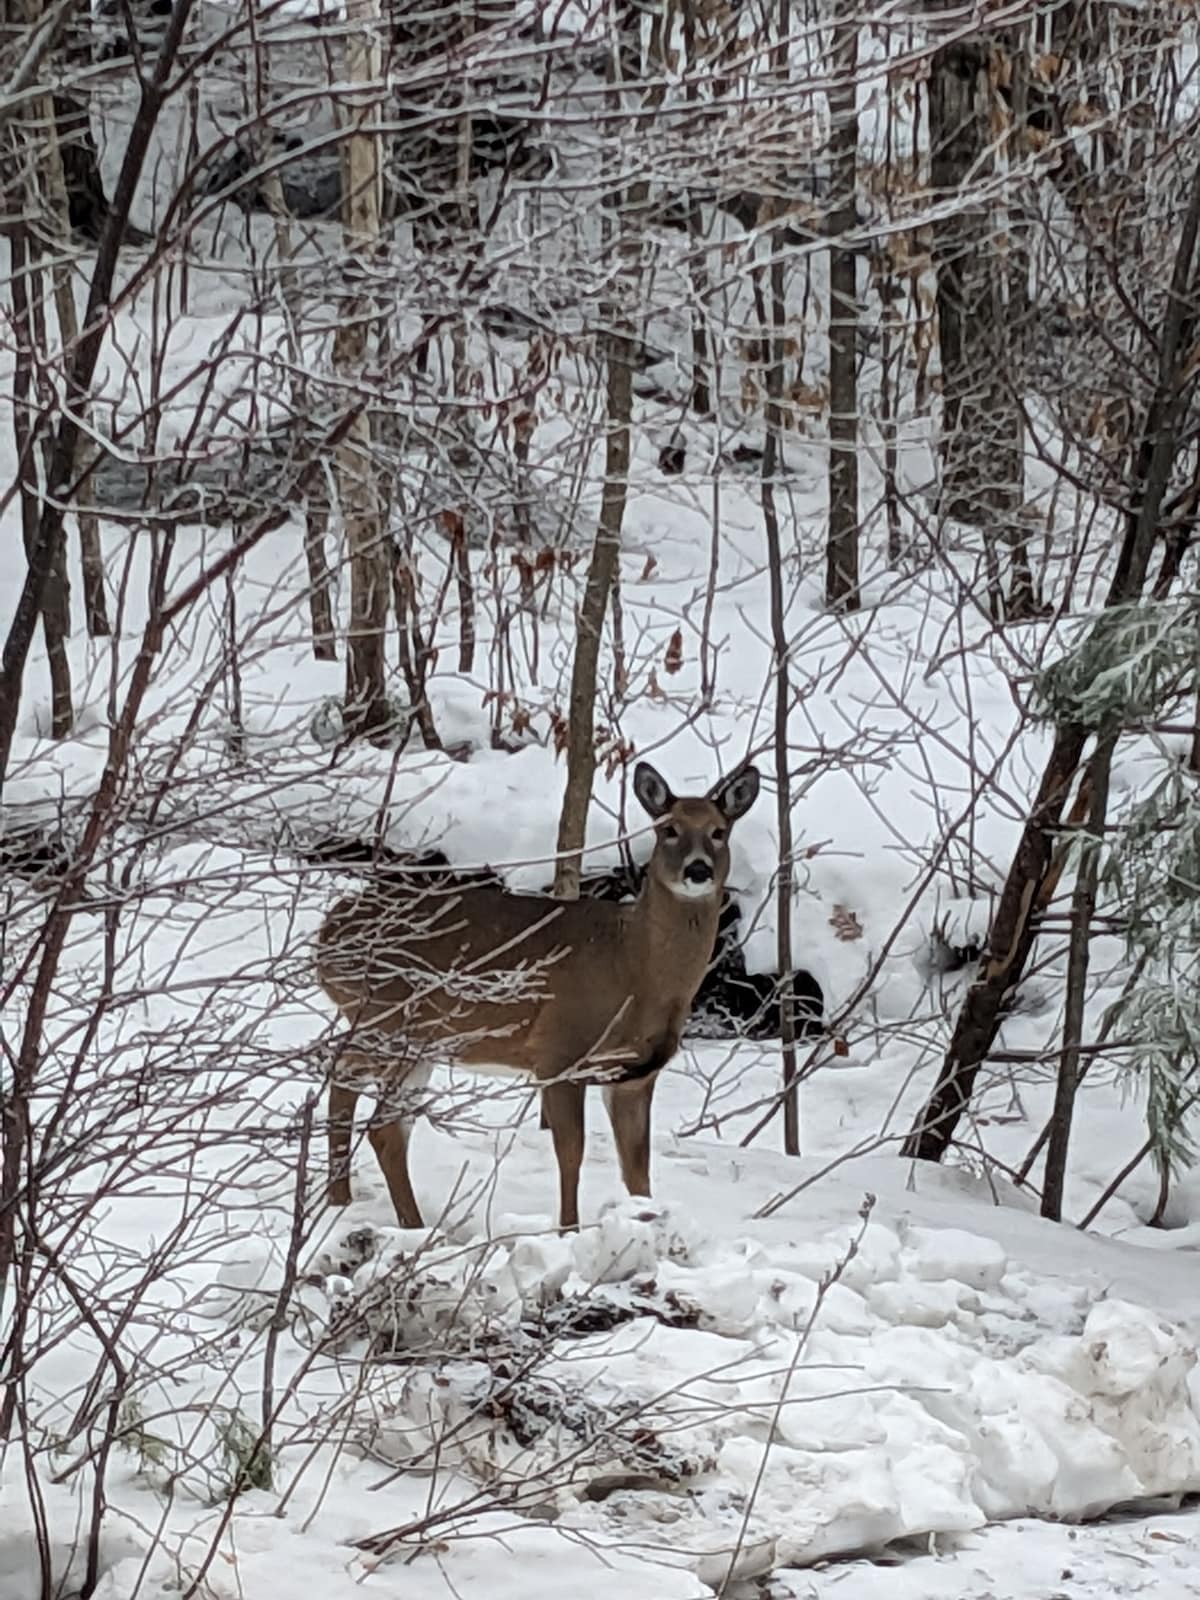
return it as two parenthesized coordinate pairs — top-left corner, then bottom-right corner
(629, 876), (721, 995)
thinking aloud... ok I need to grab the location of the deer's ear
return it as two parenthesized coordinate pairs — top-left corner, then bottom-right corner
(710, 764), (761, 823)
(633, 761), (675, 819)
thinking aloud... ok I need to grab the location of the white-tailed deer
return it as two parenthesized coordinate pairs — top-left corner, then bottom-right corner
(315, 760), (761, 1229)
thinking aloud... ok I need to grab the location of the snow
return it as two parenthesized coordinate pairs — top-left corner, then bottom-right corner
(8, 589), (1197, 1592)
(7, 580), (1199, 1594)
(6, 18), (1200, 1600)
(779, 1511), (1200, 1600)
(319, 1180), (1200, 1574)
(5, 1144), (1200, 1595)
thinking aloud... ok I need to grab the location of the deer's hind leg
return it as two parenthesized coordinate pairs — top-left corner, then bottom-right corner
(328, 1081), (360, 1207)
(368, 1117), (424, 1230)
(368, 1061), (433, 1230)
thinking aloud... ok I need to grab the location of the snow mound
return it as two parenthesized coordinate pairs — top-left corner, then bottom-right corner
(209, 1197), (1200, 1579)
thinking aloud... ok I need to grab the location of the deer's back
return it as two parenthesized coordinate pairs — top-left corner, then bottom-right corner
(316, 880), (641, 1071)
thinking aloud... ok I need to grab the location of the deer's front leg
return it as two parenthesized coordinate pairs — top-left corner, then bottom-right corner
(540, 1078), (587, 1230)
(603, 1073), (659, 1199)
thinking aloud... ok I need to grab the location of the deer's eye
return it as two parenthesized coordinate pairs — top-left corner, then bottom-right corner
(661, 824), (680, 842)
(712, 827), (728, 845)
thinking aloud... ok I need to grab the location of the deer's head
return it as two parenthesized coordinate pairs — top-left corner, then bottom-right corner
(633, 760), (761, 902)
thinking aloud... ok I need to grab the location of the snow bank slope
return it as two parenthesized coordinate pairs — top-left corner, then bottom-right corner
(232, 1161), (1200, 1590)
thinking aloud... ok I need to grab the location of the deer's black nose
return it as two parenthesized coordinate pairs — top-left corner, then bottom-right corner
(683, 859), (714, 885)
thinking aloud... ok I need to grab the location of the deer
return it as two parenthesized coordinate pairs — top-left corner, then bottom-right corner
(315, 759), (761, 1231)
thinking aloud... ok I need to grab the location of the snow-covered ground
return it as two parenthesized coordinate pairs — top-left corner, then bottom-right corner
(2, 1119), (1200, 1597)
(4, 35), (1200, 1593)
(4, 459), (1199, 1596)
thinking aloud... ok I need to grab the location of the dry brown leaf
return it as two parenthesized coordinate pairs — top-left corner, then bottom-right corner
(789, 381), (826, 412)
(640, 553), (659, 581)
(664, 628), (684, 676)
(1065, 99), (1101, 127)
(830, 904), (864, 942)
(1034, 52), (1062, 84)
(603, 739), (635, 780)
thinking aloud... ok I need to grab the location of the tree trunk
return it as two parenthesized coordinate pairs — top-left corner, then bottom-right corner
(392, 545), (443, 751)
(335, 0), (390, 740)
(0, 0), (198, 794)
(54, 0), (148, 246)
(825, 4), (859, 612)
(681, 0), (712, 419)
(43, 80), (109, 636)
(752, 0), (801, 1152)
(8, 118), (73, 738)
(1041, 731), (1116, 1220)
(904, 151), (1200, 1163)
(1001, 48), (1039, 620)
(55, 90), (108, 240)
(250, 31), (336, 665)
(553, 11), (638, 899)
(38, 502), (74, 739)
(903, 724), (1089, 1163)
(930, 37), (1024, 605)
(304, 510), (337, 661)
(553, 324), (632, 898)
(758, 246), (800, 1155)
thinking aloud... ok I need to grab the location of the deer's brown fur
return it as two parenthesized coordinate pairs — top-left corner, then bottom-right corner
(315, 760), (761, 1229)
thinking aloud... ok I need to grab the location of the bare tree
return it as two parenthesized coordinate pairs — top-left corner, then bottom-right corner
(905, 149), (1200, 1165)
(554, 9), (637, 898)
(8, 191), (74, 737)
(9, 10), (1200, 1589)
(42, 67), (109, 637)
(1041, 727), (1117, 1219)
(928, 27), (1031, 619)
(335, 0), (390, 740)
(825, 0), (860, 612)
(54, 1), (118, 243)
(0, 0), (197, 788)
